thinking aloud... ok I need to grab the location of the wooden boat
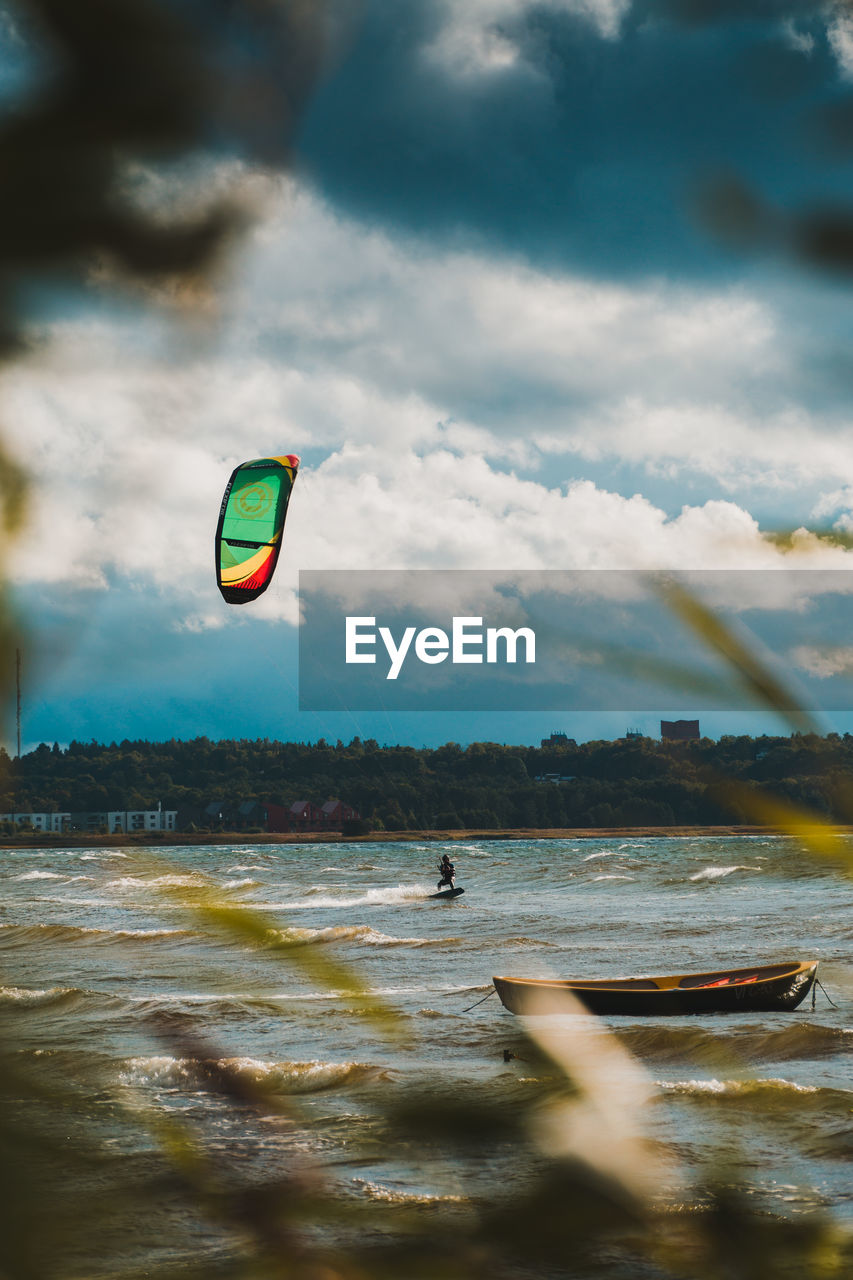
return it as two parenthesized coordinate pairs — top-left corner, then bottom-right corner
(492, 960), (819, 1017)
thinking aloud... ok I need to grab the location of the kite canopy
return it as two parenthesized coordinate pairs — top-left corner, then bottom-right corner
(215, 455), (299, 604)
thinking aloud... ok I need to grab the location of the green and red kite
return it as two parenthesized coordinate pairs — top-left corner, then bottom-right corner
(215, 455), (299, 604)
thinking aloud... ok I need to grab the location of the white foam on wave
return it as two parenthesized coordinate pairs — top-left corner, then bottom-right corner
(222, 878), (258, 890)
(593, 874), (635, 881)
(0, 985), (75, 1006)
(265, 924), (448, 948)
(352, 1179), (464, 1205)
(107, 873), (206, 890)
(583, 851), (615, 861)
(120, 1055), (385, 1093)
(660, 1077), (820, 1097)
(255, 883), (430, 910)
(690, 865), (761, 882)
(13, 870), (95, 884)
(2, 922), (190, 940)
(370, 983), (472, 995)
(132, 989), (362, 1003)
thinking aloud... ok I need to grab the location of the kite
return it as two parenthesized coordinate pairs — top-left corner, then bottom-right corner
(215, 455), (299, 603)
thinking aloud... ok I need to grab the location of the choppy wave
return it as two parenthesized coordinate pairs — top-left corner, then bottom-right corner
(0, 984), (80, 1008)
(660, 1077), (819, 1098)
(352, 1179), (465, 1205)
(9, 870), (97, 887)
(258, 883), (433, 910)
(0, 923), (196, 947)
(107, 873), (208, 890)
(690, 865), (762, 882)
(120, 1055), (389, 1094)
(265, 924), (456, 948)
(0, 984), (130, 1016)
(13, 870), (66, 881)
(618, 1022), (853, 1066)
(496, 936), (558, 949)
(656, 1077), (853, 1114)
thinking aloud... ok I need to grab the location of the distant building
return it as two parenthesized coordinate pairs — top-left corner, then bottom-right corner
(263, 802), (291, 833)
(0, 810), (177, 834)
(236, 800), (267, 829)
(284, 800), (361, 832)
(540, 731), (577, 748)
(660, 719), (700, 741)
(203, 800), (233, 828)
(73, 810), (176, 833)
(320, 799), (360, 830)
(113, 810), (176, 833)
(289, 800), (323, 831)
(625, 727), (644, 739)
(0, 812), (68, 832)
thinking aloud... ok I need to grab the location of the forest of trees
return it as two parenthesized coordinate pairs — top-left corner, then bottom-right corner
(3, 731), (853, 831)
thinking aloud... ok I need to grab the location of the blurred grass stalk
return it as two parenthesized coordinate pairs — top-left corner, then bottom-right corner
(656, 573), (853, 874)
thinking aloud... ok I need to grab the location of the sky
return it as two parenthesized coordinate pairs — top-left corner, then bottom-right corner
(7, 0), (853, 751)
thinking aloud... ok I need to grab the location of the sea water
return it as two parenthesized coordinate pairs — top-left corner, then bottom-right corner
(1, 836), (850, 1273)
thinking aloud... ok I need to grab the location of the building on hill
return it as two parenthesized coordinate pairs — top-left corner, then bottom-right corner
(172, 799), (361, 834)
(320, 799), (360, 830)
(660, 719), (700, 741)
(540, 731), (577, 748)
(0, 812), (68, 833)
(287, 800), (361, 832)
(263, 802), (291, 833)
(237, 800), (266, 829)
(289, 800), (323, 831)
(203, 800), (234, 829)
(0, 810), (178, 834)
(111, 809), (177, 833)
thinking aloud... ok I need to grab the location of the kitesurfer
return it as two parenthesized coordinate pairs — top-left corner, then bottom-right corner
(437, 854), (455, 890)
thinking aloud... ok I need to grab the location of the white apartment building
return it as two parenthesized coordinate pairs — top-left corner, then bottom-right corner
(0, 809), (177, 833)
(106, 810), (177, 833)
(0, 812), (67, 832)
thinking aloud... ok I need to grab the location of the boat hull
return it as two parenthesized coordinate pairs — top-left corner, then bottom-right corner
(493, 961), (818, 1017)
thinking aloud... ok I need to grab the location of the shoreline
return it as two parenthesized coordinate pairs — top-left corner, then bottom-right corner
(0, 824), (835, 848)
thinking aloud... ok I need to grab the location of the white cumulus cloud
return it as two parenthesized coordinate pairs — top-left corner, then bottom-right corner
(3, 174), (852, 635)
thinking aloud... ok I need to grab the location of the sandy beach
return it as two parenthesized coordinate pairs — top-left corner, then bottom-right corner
(0, 824), (822, 848)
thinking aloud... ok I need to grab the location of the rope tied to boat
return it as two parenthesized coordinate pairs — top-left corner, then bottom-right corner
(814, 976), (839, 1010)
(460, 989), (497, 1013)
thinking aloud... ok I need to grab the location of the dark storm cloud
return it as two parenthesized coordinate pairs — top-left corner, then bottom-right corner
(298, 0), (853, 278)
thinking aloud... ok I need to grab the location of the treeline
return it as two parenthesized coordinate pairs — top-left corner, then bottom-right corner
(3, 732), (853, 830)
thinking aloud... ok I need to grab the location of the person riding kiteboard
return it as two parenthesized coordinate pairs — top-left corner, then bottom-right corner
(437, 853), (455, 890)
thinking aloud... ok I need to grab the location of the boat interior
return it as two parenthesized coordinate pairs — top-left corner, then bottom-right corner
(501, 962), (810, 992)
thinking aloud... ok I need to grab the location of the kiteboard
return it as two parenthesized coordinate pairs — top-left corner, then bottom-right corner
(429, 887), (465, 900)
